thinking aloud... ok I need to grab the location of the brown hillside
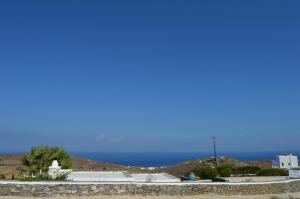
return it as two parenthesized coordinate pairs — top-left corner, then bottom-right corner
(158, 157), (272, 177)
(0, 154), (145, 179)
(0, 154), (272, 179)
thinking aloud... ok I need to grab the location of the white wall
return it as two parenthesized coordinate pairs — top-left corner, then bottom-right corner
(289, 170), (300, 179)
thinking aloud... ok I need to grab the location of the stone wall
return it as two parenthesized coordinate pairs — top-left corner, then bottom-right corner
(0, 180), (299, 197)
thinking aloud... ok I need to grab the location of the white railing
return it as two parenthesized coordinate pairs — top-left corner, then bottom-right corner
(289, 169), (300, 178)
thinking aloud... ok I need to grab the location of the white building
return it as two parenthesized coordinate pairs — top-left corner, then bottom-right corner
(273, 154), (298, 169)
(48, 160), (180, 183)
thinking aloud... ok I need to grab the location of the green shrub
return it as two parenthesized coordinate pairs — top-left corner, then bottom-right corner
(22, 146), (72, 176)
(256, 168), (288, 176)
(235, 166), (261, 175)
(0, 174), (5, 180)
(17, 177), (36, 182)
(190, 166), (218, 179)
(217, 166), (233, 177)
(18, 173), (69, 181)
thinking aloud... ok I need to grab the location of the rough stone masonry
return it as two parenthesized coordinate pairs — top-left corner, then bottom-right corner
(0, 180), (299, 197)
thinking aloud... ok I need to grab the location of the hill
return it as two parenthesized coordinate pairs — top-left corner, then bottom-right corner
(0, 154), (145, 179)
(158, 156), (272, 177)
(0, 154), (272, 179)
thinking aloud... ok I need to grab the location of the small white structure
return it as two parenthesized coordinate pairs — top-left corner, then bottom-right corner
(273, 154), (298, 169)
(49, 160), (61, 171)
(48, 160), (72, 179)
(48, 160), (180, 183)
(289, 169), (300, 179)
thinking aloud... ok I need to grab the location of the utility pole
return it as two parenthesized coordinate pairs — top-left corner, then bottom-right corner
(212, 136), (217, 165)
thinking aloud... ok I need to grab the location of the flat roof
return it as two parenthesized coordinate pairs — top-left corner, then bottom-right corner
(67, 171), (180, 183)
(68, 171), (134, 182)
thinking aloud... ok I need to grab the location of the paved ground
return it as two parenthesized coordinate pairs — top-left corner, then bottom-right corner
(225, 176), (288, 182)
(1, 193), (300, 199)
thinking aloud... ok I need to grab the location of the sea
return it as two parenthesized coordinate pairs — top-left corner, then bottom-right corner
(70, 151), (300, 167)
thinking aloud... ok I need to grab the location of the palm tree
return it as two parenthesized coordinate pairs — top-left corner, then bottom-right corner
(22, 146), (72, 176)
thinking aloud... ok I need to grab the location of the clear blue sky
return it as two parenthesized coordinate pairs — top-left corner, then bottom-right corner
(0, 0), (299, 153)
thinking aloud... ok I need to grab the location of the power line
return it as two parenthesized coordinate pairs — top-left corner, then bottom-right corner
(211, 136), (217, 165)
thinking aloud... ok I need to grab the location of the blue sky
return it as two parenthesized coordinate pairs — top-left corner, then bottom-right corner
(0, 0), (299, 153)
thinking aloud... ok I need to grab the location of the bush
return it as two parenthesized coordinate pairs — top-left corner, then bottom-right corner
(190, 166), (218, 179)
(256, 168), (288, 176)
(0, 174), (5, 180)
(22, 146), (72, 176)
(235, 166), (261, 175)
(217, 165), (234, 177)
(18, 173), (69, 181)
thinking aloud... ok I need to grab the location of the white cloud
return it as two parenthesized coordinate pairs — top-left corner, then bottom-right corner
(96, 134), (105, 142)
(95, 133), (123, 143)
(109, 136), (123, 143)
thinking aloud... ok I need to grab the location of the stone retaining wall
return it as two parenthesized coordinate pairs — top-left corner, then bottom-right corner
(0, 180), (299, 197)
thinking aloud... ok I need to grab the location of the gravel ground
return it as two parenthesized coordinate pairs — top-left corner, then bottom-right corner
(1, 193), (300, 199)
